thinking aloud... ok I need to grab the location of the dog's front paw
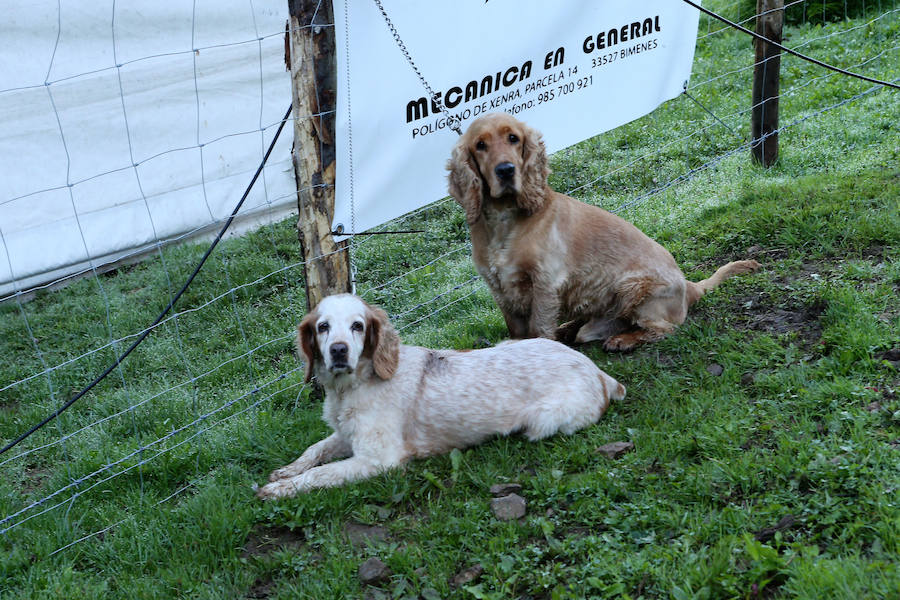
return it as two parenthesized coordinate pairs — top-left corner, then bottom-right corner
(268, 466), (297, 482)
(256, 480), (291, 500)
(743, 259), (761, 271)
(555, 320), (584, 345)
(603, 333), (638, 352)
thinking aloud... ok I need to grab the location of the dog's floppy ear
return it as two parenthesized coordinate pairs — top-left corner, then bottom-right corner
(518, 122), (550, 215)
(447, 140), (483, 225)
(365, 303), (400, 380)
(296, 310), (319, 383)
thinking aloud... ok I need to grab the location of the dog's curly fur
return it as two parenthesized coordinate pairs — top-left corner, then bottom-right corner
(447, 112), (760, 350)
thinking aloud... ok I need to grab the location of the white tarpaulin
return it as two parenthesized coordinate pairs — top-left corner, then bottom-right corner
(334, 0), (700, 237)
(0, 1), (294, 298)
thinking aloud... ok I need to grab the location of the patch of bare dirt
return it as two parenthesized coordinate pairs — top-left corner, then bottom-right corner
(246, 577), (276, 599)
(876, 349), (900, 369)
(22, 465), (50, 495)
(242, 524), (306, 559)
(747, 304), (825, 335)
(731, 290), (826, 348)
(860, 244), (887, 261)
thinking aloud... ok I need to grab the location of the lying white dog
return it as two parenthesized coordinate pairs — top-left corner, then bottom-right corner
(256, 294), (625, 499)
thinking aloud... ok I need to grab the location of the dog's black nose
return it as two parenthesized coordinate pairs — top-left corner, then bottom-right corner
(330, 342), (348, 361)
(494, 162), (515, 181)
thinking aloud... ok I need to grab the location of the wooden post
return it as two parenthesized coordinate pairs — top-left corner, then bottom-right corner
(751, 0), (784, 167)
(288, 0), (352, 310)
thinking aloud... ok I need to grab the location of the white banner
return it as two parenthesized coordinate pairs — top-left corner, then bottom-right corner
(333, 0), (701, 236)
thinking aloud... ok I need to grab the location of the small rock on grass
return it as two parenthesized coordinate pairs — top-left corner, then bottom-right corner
(596, 441), (635, 459)
(707, 363), (724, 377)
(491, 493), (526, 520)
(490, 482), (522, 497)
(450, 564), (484, 587)
(358, 557), (391, 585)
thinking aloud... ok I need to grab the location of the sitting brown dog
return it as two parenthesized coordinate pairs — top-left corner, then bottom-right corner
(446, 112), (759, 351)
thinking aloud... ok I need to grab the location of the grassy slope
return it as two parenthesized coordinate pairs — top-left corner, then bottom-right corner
(1, 4), (899, 599)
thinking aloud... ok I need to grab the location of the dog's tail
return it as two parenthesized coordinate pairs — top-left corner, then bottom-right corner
(600, 371), (626, 403)
(686, 259), (760, 306)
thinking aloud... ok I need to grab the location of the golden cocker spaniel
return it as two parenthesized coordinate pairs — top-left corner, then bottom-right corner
(447, 112), (760, 351)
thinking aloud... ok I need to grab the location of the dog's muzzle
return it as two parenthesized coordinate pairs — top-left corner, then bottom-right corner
(492, 162), (519, 196)
(329, 342), (351, 372)
(494, 162), (515, 182)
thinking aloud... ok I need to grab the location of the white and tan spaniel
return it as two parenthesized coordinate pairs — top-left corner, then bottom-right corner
(256, 294), (625, 499)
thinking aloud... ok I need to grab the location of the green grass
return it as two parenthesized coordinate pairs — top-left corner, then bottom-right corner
(2, 5), (899, 599)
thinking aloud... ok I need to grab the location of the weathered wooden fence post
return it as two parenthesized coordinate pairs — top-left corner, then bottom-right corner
(751, 0), (784, 167)
(287, 0), (352, 310)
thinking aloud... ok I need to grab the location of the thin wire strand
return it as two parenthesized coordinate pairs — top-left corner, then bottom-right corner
(0, 29), (299, 96)
(681, 0), (900, 90)
(0, 187), (300, 303)
(689, 8), (899, 93)
(614, 77), (893, 214)
(0, 104), (294, 457)
(1, 368), (306, 535)
(0, 242), (349, 394)
(0, 333), (295, 468)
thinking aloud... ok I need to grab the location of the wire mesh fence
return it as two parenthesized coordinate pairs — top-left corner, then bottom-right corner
(0, 0), (897, 569)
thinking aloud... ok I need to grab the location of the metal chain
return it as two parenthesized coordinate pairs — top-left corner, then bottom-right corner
(371, 0), (463, 136)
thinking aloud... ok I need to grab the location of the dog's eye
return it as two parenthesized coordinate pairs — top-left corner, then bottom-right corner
(317, 321), (330, 333)
(351, 321), (364, 333)
(508, 134), (519, 144)
(475, 140), (486, 151)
